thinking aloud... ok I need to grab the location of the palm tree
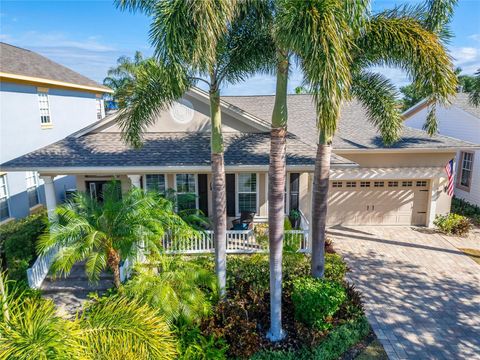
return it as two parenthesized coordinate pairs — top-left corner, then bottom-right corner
(123, 255), (218, 325)
(0, 282), (178, 360)
(114, 0), (274, 297)
(468, 69), (480, 107)
(38, 182), (195, 288)
(103, 51), (145, 99)
(278, 0), (458, 277)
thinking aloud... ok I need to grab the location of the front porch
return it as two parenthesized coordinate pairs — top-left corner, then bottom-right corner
(27, 170), (312, 288)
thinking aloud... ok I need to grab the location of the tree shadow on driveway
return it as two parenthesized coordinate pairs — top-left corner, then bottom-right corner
(331, 229), (480, 359)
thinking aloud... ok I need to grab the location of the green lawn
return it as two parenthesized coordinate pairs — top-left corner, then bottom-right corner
(460, 248), (480, 265)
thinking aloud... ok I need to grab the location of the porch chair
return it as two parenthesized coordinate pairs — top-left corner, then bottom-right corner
(231, 211), (255, 230)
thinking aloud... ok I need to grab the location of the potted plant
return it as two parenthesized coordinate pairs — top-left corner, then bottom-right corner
(289, 209), (301, 229)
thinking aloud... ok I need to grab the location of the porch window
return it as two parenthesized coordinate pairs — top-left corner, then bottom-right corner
(458, 152), (474, 190)
(0, 174), (10, 221)
(238, 173), (257, 213)
(25, 171), (39, 208)
(176, 174), (197, 211)
(145, 174), (166, 194)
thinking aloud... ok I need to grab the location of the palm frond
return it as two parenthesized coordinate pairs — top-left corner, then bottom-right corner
(149, 0), (237, 70)
(115, 59), (192, 148)
(275, 0), (352, 142)
(351, 71), (403, 145)
(79, 296), (178, 360)
(0, 297), (82, 360)
(468, 68), (480, 107)
(85, 251), (107, 283)
(355, 12), (457, 135)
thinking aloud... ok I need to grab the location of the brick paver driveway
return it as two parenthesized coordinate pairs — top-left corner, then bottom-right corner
(329, 226), (480, 360)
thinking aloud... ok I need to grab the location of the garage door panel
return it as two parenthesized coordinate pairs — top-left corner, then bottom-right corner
(327, 180), (429, 226)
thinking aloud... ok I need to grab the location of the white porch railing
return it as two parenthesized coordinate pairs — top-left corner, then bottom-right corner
(120, 241), (147, 282)
(161, 229), (309, 254)
(26, 246), (58, 289)
(28, 228), (309, 287)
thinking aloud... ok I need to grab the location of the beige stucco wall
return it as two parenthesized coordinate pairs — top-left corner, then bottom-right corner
(76, 175), (131, 193)
(339, 151), (456, 168)
(73, 166), (450, 228)
(95, 94), (261, 134)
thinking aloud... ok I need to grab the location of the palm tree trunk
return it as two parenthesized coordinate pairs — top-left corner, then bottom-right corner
(311, 135), (332, 278)
(210, 86), (227, 297)
(107, 248), (121, 289)
(267, 50), (288, 342)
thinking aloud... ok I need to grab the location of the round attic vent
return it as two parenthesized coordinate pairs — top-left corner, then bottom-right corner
(170, 99), (194, 124)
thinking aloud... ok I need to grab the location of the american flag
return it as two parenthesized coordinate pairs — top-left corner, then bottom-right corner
(444, 159), (455, 197)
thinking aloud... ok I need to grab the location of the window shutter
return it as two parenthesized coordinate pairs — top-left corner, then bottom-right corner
(198, 174), (209, 216)
(226, 174), (236, 217)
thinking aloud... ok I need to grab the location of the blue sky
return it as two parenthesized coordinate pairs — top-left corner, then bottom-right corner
(1, 0), (479, 95)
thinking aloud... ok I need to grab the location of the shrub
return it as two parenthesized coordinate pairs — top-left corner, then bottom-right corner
(324, 253), (348, 282)
(176, 325), (228, 360)
(123, 255), (218, 325)
(451, 197), (480, 225)
(292, 278), (346, 331)
(0, 212), (47, 281)
(226, 253), (312, 294)
(202, 298), (261, 359)
(250, 316), (370, 360)
(434, 213), (472, 235)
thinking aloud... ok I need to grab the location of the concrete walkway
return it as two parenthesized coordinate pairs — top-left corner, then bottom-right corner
(329, 226), (480, 360)
(42, 262), (113, 317)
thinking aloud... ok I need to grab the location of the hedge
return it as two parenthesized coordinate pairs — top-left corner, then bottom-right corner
(0, 211), (47, 282)
(250, 316), (371, 360)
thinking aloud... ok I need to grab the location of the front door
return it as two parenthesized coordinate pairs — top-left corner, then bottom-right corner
(86, 180), (121, 202)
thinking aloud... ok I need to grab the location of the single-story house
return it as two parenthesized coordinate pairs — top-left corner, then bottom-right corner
(1, 87), (477, 230)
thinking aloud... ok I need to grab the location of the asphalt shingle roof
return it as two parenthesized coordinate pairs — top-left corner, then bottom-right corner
(0, 42), (109, 91)
(0, 132), (353, 169)
(450, 93), (480, 119)
(223, 94), (477, 150)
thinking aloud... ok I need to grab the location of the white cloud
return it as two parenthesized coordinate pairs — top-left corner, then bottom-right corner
(1, 31), (150, 82)
(450, 47), (480, 74)
(468, 34), (480, 42)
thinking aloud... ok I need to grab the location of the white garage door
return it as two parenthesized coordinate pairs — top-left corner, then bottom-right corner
(327, 180), (429, 226)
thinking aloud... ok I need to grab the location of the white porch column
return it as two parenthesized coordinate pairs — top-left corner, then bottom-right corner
(128, 175), (141, 188)
(40, 176), (57, 220)
(427, 177), (440, 228)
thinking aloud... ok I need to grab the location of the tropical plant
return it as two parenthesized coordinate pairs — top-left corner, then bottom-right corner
(37, 182), (195, 288)
(468, 69), (480, 106)
(79, 296), (178, 359)
(292, 278), (346, 331)
(400, 67), (479, 110)
(434, 213), (472, 235)
(277, 0), (458, 278)
(115, 0), (274, 297)
(0, 280), (178, 360)
(123, 255), (218, 325)
(103, 51), (146, 101)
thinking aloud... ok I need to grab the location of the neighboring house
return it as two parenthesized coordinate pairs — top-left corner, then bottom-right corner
(404, 93), (480, 206)
(1, 87), (476, 230)
(0, 42), (112, 222)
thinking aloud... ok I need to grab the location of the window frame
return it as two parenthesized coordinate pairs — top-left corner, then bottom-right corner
(25, 171), (40, 209)
(144, 174), (168, 195)
(96, 98), (104, 120)
(236, 173), (259, 216)
(0, 174), (11, 222)
(174, 173), (198, 211)
(332, 181), (343, 188)
(457, 151), (474, 192)
(37, 89), (52, 126)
